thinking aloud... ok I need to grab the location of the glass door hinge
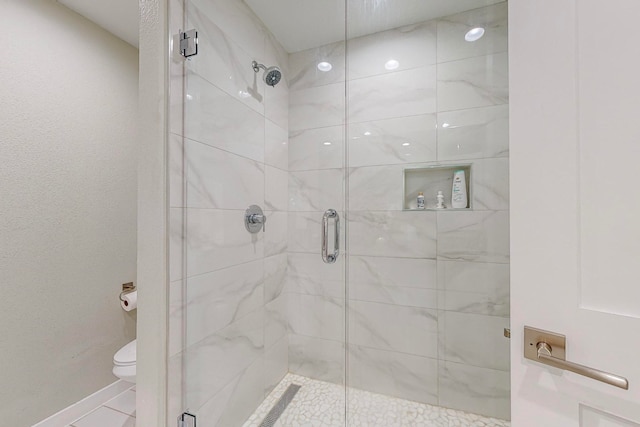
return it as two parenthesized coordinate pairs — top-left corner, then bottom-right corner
(179, 29), (198, 58)
(178, 412), (196, 427)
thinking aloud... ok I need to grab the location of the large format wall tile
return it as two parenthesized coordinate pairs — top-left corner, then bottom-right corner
(289, 334), (345, 384)
(184, 309), (264, 410)
(438, 361), (510, 420)
(265, 294), (288, 348)
(289, 169), (344, 212)
(437, 105), (509, 161)
(190, 0), (265, 60)
(349, 66), (437, 123)
(349, 300), (438, 358)
(348, 21), (436, 80)
(348, 165), (403, 211)
(348, 114), (437, 167)
(348, 345), (438, 405)
(289, 126), (344, 171)
(437, 3), (508, 63)
(196, 356), (265, 427)
(264, 253), (287, 303)
(187, 4), (265, 114)
(264, 211), (287, 257)
(439, 311), (510, 371)
(287, 252), (345, 299)
(186, 73), (264, 162)
(186, 260), (264, 347)
(438, 260), (509, 316)
(187, 208), (264, 276)
(264, 76), (289, 130)
(437, 211), (509, 263)
(437, 52), (508, 112)
(289, 41), (346, 90)
(186, 138), (264, 209)
(349, 256), (437, 308)
(264, 335), (288, 395)
(288, 293), (344, 341)
(265, 119), (288, 171)
(471, 158), (510, 211)
(289, 83), (345, 131)
(349, 211), (437, 258)
(265, 166), (288, 211)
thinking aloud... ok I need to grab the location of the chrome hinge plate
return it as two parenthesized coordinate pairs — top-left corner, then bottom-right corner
(179, 29), (198, 58)
(178, 412), (196, 427)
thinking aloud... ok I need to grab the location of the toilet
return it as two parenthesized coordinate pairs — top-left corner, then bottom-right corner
(113, 339), (136, 383)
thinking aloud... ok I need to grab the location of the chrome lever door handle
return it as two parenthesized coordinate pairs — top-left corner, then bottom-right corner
(321, 209), (339, 264)
(524, 326), (629, 390)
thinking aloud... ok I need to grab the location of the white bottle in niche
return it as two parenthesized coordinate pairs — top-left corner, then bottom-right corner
(417, 192), (425, 209)
(436, 190), (446, 209)
(451, 170), (468, 209)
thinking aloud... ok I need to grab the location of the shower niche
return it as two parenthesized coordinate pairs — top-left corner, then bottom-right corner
(403, 164), (472, 210)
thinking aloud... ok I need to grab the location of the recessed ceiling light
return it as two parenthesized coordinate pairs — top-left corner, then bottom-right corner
(317, 62), (332, 72)
(323, 141), (332, 146)
(402, 142), (410, 146)
(465, 27), (485, 42)
(385, 59), (400, 70)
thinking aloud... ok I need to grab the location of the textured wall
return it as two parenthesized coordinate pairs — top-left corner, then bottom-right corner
(0, 1), (138, 426)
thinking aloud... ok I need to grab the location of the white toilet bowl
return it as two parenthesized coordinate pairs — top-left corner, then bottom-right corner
(113, 339), (136, 383)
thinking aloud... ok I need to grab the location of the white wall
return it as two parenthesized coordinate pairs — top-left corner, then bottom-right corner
(0, 1), (138, 425)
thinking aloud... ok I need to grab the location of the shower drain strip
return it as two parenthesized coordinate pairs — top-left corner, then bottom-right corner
(258, 383), (302, 427)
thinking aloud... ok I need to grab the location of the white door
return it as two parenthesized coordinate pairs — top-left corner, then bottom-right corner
(510, 0), (640, 425)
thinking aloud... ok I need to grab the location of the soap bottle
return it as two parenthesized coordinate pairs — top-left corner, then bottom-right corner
(451, 170), (468, 208)
(417, 192), (425, 209)
(436, 190), (446, 209)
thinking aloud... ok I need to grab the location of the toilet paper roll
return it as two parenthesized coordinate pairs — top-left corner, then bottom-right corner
(121, 291), (137, 312)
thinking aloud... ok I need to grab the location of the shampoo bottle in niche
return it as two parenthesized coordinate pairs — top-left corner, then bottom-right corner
(417, 192), (425, 209)
(451, 170), (468, 208)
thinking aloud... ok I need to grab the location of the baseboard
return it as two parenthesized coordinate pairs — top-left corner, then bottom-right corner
(32, 380), (132, 427)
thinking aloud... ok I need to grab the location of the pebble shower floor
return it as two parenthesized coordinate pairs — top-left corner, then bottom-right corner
(243, 374), (510, 427)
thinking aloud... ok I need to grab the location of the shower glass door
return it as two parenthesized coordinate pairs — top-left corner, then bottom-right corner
(177, 0), (348, 425)
(345, 1), (510, 424)
(174, 0), (510, 425)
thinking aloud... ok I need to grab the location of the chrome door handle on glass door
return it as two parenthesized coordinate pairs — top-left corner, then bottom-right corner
(321, 209), (339, 264)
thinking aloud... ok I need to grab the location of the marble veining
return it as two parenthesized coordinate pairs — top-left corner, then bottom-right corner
(349, 66), (437, 123)
(348, 114), (437, 167)
(437, 53), (509, 112)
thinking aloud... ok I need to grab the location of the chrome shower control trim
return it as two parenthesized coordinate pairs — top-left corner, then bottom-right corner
(245, 205), (266, 234)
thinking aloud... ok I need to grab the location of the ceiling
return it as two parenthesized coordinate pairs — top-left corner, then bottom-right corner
(54, 0), (503, 53)
(245, 0), (504, 53)
(57, 0), (139, 48)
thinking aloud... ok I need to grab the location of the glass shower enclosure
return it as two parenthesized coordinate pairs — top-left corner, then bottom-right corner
(169, 0), (510, 425)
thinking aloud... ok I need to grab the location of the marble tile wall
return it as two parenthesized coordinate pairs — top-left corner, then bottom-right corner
(286, 2), (510, 420)
(168, 0), (289, 425)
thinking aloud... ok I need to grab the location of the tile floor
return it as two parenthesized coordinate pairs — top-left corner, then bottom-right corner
(244, 374), (510, 427)
(66, 386), (136, 427)
(63, 375), (509, 427)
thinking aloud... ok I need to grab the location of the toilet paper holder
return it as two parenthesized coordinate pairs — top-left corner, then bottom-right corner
(119, 282), (136, 302)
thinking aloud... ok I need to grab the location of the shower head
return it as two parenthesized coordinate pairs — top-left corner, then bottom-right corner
(252, 61), (282, 87)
